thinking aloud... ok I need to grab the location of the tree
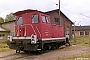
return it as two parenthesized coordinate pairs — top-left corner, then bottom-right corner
(5, 13), (16, 22)
(0, 17), (4, 23)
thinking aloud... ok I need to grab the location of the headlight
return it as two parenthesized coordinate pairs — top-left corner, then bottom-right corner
(31, 34), (37, 44)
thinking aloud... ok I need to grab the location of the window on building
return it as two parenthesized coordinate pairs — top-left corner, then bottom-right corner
(46, 16), (50, 23)
(54, 17), (59, 22)
(54, 17), (60, 25)
(85, 31), (89, 35)
(72, 31), (74, 37)
(72, 31), (74, 34)
(0, 34), (5, 39)
(80, 31), (84, 36)
(66, 27), (69, 34)
(42, 15), (46, 23)
(16, 17), (23, 26)
(32, 14), (39, 23)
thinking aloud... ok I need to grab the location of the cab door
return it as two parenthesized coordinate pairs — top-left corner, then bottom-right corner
(31, 14), (41, 38)
(41, 15), (51, 38)
(15, 16), (25, 36)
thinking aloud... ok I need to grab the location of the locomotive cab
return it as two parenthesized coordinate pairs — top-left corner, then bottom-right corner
(15, 10), (51, 38)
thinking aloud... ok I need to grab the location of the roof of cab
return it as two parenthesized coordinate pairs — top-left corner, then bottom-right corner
(13, 9), (49, 16)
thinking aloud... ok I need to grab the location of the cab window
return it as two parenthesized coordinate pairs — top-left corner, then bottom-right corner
(46, 16), (50, 23)
(42, 15), (46, 23)
(32, 14), (39, 23)
(16, 16), (23, 26)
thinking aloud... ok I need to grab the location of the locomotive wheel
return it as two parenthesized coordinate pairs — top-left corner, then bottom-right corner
(28, 51), (31, 54)
(56, 44), (59, 49)
(16, 50), (20, 53)
(51, 45), (56, 50)
(24, 50), (31, 54)
(24, 50), (28, 53)
(37, 50), (43, 54)
(16, 47), (20, 53)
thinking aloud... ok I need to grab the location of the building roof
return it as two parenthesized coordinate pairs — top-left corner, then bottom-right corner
(0, 27), (10, 32)
(1, 20), (16, 24)
(72, 26), (90, 31)
(46, 9), (74, 24)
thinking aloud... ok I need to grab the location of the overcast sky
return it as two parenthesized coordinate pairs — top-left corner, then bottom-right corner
(61, 0), (90, 26)
(0, 0), (90, 26)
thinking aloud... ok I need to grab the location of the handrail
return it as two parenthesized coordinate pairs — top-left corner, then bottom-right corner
(36, 26), (41, 38)
(24, 24), (37, 36)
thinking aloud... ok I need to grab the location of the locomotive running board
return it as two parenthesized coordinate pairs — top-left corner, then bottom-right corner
(42, 37), (66, 41)
(13, 36), (31, 39)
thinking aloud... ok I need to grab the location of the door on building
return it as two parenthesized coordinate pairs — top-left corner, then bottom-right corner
(65, 27), (70, 39)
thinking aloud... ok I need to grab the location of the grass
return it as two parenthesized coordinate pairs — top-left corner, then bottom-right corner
(70, 36), (90, 46)
(57, 37), (90, 60)
(0, 40), (12, 52)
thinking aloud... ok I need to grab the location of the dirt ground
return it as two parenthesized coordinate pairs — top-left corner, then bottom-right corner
(0, 45), (90, 60)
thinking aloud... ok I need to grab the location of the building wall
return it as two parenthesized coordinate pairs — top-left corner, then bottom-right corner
(0, 31), (9, 40)
(48, 11), (72, 39)
(75, 31), (80, 36)
(2, 21), (15, 36)
(75, 30), (90, 37)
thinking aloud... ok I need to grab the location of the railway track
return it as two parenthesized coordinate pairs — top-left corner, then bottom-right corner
(0, 52), (29, 60)
(0, 45), (66, 60)
(0, 51), (41, 60)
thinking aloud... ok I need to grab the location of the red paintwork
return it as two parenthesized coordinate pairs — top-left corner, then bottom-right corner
(14, 9), (64, 39)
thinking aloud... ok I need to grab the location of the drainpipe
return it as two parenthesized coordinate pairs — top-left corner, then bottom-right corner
(74, 21), (76, 43)
(59, 0), (60, 25)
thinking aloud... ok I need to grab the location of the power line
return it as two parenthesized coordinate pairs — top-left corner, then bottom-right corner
(80, 13), (90, 19)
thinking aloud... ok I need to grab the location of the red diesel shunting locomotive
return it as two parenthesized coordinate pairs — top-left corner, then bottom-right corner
(7, 9), (67, 53)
